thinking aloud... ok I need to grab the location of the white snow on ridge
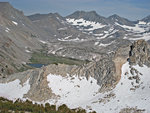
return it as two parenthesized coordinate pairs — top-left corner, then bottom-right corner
(111, 62), (150, 112)
(88, 62), (150, 113)
(95, 41), (114, 47)
(25, 50), (31, 53)
(39, 40), (47, 44)
(12, 21), (18, 26)
(66, 18), (106, 31)
(5, 30), (9, 32)
(47, 74), (100, 110)
(115, 22), (145, 33)
(47, 62), (150, 113)
(58, 27), (68, 30)
(5, 27), (10, 33)
(64, 35), (72, 39)
(0, 79), (30, 101)
(94, 41), (99, 46)
(96, 29), (118, 39)
(129, 32), (150, 41)
(6, 27), (10, 31)
(58, 37), (84, 42)
(138, 21), (146, 25)
(93, 33), (103, 36)
(99, 41), (115, 47)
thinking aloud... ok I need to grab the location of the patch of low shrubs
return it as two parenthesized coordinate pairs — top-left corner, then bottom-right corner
(0, 97), (96, 113)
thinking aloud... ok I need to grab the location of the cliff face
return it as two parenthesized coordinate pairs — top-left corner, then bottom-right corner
(129, 40), (150, 67)
(71, 57), (116, 91)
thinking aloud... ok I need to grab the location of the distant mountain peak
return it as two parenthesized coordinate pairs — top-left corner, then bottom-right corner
(66, 10), (100, 19)
(109, 14), (120, 18)
(0, 2), (24, 18)
(0, 2), (10, 5)
(142, 15), (150, 23)
(108, 14), (125, 20)
(28, 12), (63, 21)
(66, 10), (109, 24)
(0, 2), (12, 9)
(108, 14), (134, 26)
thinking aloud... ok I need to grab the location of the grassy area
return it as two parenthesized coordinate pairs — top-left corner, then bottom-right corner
(29, 51), (89, 66)
(0, 97), (96, 113)
(11, 63), (33, 73)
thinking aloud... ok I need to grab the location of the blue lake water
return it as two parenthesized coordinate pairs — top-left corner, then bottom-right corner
(28, 64), (46, 68)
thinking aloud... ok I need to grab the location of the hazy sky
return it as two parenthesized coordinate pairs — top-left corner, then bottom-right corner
(1, 0), (150, 20)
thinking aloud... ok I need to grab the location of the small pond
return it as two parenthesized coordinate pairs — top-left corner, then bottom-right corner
(27, 63), (47, 68)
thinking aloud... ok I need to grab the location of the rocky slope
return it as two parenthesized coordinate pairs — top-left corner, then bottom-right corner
(28, 11), (133, 61)
(27, 10), (150, 62)
(0, 2), (47, 77)
(0, 40), (150, 113)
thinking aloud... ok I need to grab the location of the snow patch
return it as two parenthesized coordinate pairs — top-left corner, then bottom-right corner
(46, 62), (150, 113)
(12, 21), (18, 26)
(115, 22), (145, 33)
(25, 50), (31, 53)
(94, 42), (99, 46)
(58, 27), (67, 30)
(39, 40), (47, 44)
(66, 18), (106, 31)
(5, 30), (9, 32)
(93, 33), (103, 36)
(58, 37), (83, 42)
(22, 62), (26, 65)
(64, 35), (72, 39)
(138, 21), (146, 25)
(96, 29), (118, 39)
(5, 27), (10, 32)
(47, 74), (100, 110)
(129, 32), (150, 41)
(6, 27), (10, 31)
(98, 41), (115, 47)
(0, 79), (30, 101)
(110, 62), (150, 112)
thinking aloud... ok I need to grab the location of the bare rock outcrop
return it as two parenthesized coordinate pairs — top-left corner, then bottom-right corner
(129, 39), (150, 67)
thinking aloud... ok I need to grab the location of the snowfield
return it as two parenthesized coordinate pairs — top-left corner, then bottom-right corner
(129, 32), (150, 41)
(12, 21), (18, 26)
(39, 40), (47, 44)
(115, 22), (146, 33)
(58, 37), (84, 42)
(66, 18), (106, 31)
(47, 62), (150, 113)
(47, 74), (100, 109)
(66, 18), (150, 42)
(0, 79), (30, 101)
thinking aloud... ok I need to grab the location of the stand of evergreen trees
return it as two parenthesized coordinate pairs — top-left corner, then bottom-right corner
(0, 97), (96, 113)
